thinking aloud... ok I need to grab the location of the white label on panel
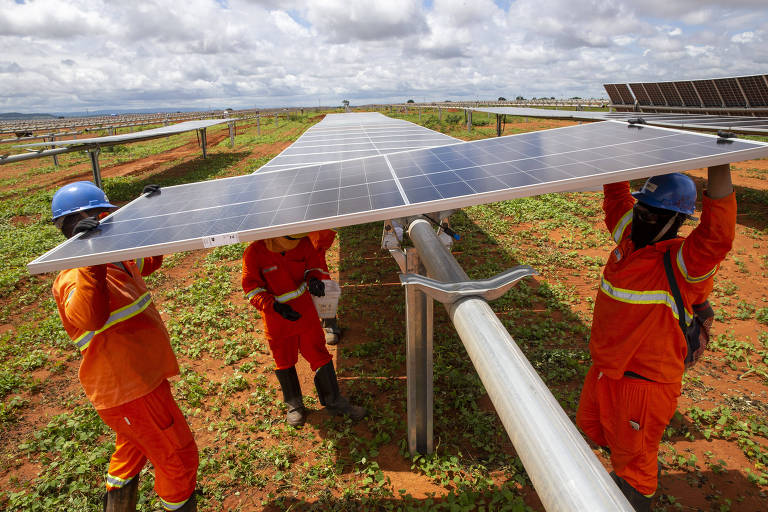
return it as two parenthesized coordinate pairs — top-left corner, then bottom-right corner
(202, 232), (240, 248)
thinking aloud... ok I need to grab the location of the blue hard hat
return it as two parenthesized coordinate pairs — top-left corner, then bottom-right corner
(51, 181), (116, 220)
(631, 173), (697, 217)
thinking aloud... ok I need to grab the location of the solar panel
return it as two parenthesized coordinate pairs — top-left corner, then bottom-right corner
(17, 119), (231, 149)
(643, 83), (667, 106)
(692, 80), (722, 107)
(658, 82), (683, 107)
(736, 75), (768, 107)
(673, 81), (702, 107)
(28, 120), (768, 274)
(629, 84), (652, 106)
(259, 113), (458, 172)
(603, 84), (625, 105)
(615, 84), (635, 105)
(713, 78), (747, 107)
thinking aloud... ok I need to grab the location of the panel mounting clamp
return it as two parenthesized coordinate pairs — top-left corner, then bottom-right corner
(398, 265), (538, 304)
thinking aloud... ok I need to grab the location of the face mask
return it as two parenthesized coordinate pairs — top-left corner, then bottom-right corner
(631, 202), (682, 249)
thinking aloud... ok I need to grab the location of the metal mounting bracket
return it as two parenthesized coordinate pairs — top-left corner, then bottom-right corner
(399, 265), (538, 304)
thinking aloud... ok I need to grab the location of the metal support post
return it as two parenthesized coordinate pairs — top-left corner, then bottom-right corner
(405, 248), (433, 455)
(467, 109), (472, 132)
(200, 128), (208, 159)
(88, 148), (102, 189)
(257, 115), (261, 136)
(405, 219), (634, 512)
(418, 107), (421, 122)
(438, 106), (442, 122)
(228, 121), (235, 147)
(49, 135), (59, 167)
(274, 113), (278, 128)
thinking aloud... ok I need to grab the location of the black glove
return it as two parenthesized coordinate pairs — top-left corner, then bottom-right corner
(142, 184), (161, 197)
(308, 277), (325, 297)
(72, 217), (100, 236)
(273, 301), (301, 321)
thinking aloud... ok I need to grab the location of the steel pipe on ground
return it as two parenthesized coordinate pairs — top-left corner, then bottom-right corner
(407, 218), (632, 512)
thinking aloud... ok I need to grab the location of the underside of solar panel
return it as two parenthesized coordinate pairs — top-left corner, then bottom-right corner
(27, 115), (768, 274)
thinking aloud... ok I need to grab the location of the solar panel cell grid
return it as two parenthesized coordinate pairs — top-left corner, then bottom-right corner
(603, 84), (625, 105)
(615, 84), (636, 105)
(737, 75), (768, 107)
(644, 83), (667, 106)
(714, 78), (747, 107)
(658, 82), (683, 106)
(629, 84), (652, 105)
(673, 82), (702, 107)
(693, 80), (722, 107)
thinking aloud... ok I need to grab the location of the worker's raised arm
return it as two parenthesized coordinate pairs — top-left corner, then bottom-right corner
(676, 165), (736, 284)
(603, 181), (635, 243)
(241, 243), (273, 311)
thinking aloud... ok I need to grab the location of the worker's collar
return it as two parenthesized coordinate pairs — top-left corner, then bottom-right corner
(265, 237), (301, 253)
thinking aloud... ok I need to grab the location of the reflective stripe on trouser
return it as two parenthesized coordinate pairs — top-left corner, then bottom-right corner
(268, 325), (332, 371)
(97, 380), (198, 509)
(576, 366), (679, 495)
(73, 292), (153, 351)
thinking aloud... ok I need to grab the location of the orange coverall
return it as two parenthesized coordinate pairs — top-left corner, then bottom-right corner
(53, 257), (198, 510)
(242, 238), (333, 370)
(577, 181), (736, 495)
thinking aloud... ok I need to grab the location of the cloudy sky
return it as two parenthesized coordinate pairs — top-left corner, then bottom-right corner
(1, 0), (766, 113)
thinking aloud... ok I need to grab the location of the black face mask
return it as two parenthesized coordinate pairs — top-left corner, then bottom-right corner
(631, 202), (683, 249)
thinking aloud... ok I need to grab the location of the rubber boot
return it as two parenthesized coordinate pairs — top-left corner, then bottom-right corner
(103, 474), (139, 512)
(275, 367), (306, 426)
(610, 472), (652, 512)
(174, 492), (197, 511)
(322, 317), (340, 345)
(314, 361), (366, 421)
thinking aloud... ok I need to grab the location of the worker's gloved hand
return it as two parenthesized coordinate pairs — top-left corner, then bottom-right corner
(142, 184), (161, 197)
(308, 277), (325, 297)
(72, 217), (100, 236)
(273, 301), (301, 321)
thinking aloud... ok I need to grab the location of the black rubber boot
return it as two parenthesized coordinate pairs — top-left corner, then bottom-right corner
(610, 471), (652, 512)
(275, 367), (306, 426)
(103, 474), (139, 512)
(174, 492), (197, 511)
(314, 361), (366, 421)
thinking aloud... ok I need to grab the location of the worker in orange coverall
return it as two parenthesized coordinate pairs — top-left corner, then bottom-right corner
(50, 182), (198, 512)
(576, 166), (735, 511)
(307, 229), (341, 345)
(242, 234), (365, 426)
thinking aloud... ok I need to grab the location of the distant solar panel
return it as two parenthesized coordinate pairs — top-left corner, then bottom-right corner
(603, 84), (625, 105)
(693, 80), (722, 107)
(736, 75), (768, 107)
(28, 120), (768, 274)
(674, 81), (702, 107)
(658, 82), (683, 107)
(615, 84), (635, 105)
(259, 113), (458, 172)
(644, 83), (667, 106)
(17, 119), (231, 149)
(713, 78), (747, 107)
(629, 84), (652, 106)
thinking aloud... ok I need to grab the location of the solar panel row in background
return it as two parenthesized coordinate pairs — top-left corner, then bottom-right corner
(604, 74), (768, 113)
(28, 119), (768, 274)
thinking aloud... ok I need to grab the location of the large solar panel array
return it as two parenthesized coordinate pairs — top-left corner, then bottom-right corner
(473, 106), (768, 136)
(28, 118), (768, 274)
(604, 74), (768, 112)
(258, 112), (458, 172)
(17, 119), (232, 150)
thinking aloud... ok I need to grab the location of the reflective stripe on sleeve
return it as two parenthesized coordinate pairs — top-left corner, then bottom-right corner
(275, 282), (307, 303)
(676, 245), (717, 283)
(65, 288), (76, 307)
(134, 258), (145, 273)
(612, 209), (633, 243)
(600, 277), (692, 324)
(73, 292), (153, 352)
(245, 287), (266, 300)
(304, 268), (329, 278)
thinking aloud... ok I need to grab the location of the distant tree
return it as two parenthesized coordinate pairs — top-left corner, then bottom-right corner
(570, 96), (582, 100)
(342, 99), (350, 107)
(515, 95), (525, 100)
(444, 100), (452, 102)
(498, 96), (507, 101)
(406, 99), (415, 103)
(550, 96), (555, 100)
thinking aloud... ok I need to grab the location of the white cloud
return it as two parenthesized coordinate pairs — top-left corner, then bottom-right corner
(0, 0), (767, 112)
